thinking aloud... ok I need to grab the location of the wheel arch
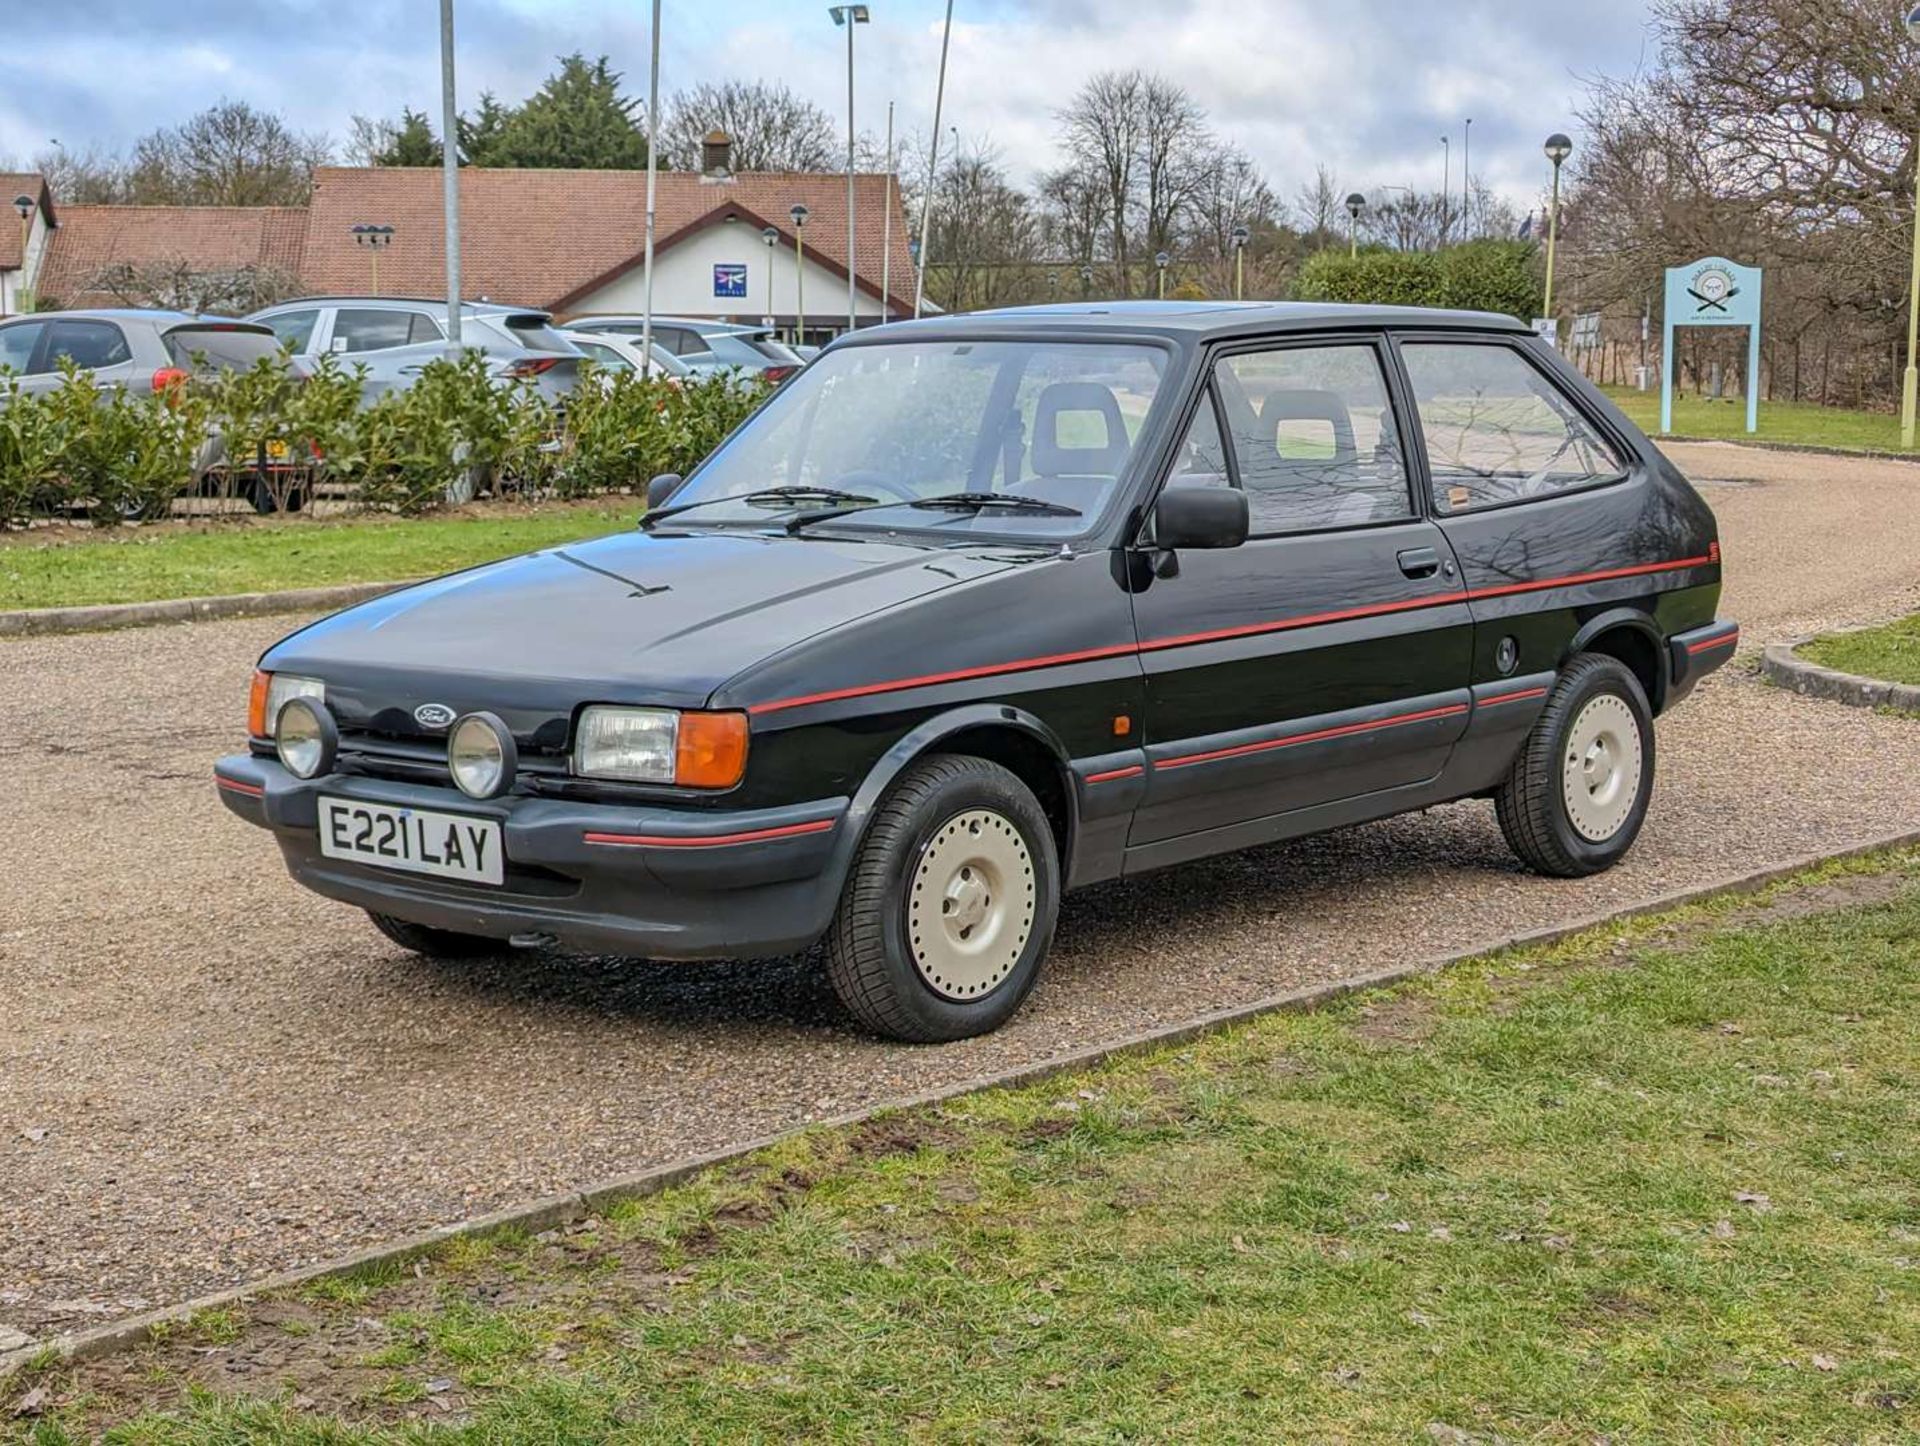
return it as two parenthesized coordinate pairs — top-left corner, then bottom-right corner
(1568, 610), (1668, 714)
(834, 705), (1078, 882)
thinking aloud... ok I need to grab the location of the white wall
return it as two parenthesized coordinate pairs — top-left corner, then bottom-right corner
(566, 215), (894, 332)
(1, 208), (51, 316)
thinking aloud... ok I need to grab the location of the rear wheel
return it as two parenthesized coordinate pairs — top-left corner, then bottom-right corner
(825, 755), (1060, 1042)
(1496, 653), (1654, 877)
(366, 911), (501, 959)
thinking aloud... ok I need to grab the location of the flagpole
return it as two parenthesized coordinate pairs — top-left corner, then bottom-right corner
(639, 0), (662, 368)
(880, 100), (894, 322)
(912, 0), (953, 320)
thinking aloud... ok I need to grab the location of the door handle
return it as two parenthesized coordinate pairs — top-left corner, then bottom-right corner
(1397, 546), (1441, 580)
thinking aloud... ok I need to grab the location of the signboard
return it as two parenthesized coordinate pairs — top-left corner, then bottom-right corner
(1661, 256), (1763, 435)
(713, 263), (748, 299)
(1531, 317), (1559, 347)
(1572, 312), (1602, 351)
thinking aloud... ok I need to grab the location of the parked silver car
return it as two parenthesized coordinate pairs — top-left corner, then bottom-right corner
(555, 328), (694, 382)
(244, 297), (585, 403)
(0, 309), (288, 397)
(566, 316), (802, 382)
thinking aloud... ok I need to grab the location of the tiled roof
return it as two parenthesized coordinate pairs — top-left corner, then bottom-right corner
(0, 174), (51, 269)
(39, 205), (308, 308)
(302, 166), (915, 314)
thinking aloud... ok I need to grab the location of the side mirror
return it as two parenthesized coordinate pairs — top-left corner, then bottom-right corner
(1151, 487), (1249, 551)
(646, 473), (684, 510)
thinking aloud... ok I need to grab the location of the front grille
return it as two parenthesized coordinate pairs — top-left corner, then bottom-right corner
(336, 733), (568, 788)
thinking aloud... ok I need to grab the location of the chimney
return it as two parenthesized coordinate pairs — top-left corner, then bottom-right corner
(700, 129), (734, 182)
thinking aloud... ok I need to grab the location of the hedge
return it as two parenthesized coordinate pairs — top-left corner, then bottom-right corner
(1293, 239), (1544, 321)
(0, 352), (767, 528)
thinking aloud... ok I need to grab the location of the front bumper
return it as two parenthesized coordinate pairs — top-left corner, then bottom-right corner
(214, 755), (850, 960)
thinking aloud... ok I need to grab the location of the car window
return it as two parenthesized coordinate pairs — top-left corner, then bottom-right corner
(164, 326), (285, 374)
(577, 340), (633, 371)
(331, 308), (419, 353)
(1402, 341), (1627, 513)
(408, 312), (444, 345)
(261, 309), (319, 352)
(670, 339), (1169, 541)
(1212, 344), (1411, 534)
(45, 320), (132, 371)
(0, 320), (46, 374)
(1164, 391), (1231, 490)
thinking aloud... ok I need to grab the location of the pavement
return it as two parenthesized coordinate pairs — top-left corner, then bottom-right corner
(4, 438), (1920, 1339)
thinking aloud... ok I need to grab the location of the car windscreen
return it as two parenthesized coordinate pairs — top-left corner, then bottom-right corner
(163, 326), (286, 373)
(662, 338), (1170, 542)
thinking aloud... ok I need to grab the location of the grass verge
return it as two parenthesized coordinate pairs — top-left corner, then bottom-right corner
(8, 853), (1920, 1442)
(1798, 614), (1920, 689)
(0, 501), (637, 612)
(1602, 386), (1916, 453)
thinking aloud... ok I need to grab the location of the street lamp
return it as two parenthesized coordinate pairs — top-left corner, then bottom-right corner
(1543, 133), (1574, 325)
(11, 194), (33, 315)
(1345, 192), (1366, 258)
(1903, 5), (1920, 446)
(1080, 263), (1093, 299)
(790, 203), (811, 347)
(829, 4), (871, 335)
(1440, 136), (1451, 242)
(1230, 223), (1251, 300)
(1047, 268), (1060, 300)
(1155, 250), (1170, 299)
(762, 225), (780, 327)
(350, 223), (395, 296)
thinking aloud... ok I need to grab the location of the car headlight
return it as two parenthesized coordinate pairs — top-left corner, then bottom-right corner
(449, 712), (518, 800)
(573, 706), (748, 788)
(249, 670), (325, 738)
(274, 696), (337, 780)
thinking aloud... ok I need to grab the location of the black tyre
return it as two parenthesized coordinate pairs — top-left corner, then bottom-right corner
(1496, 653), (1655, 878)
(366, 911), (502, 959)
(825, 754), (1060, 1042)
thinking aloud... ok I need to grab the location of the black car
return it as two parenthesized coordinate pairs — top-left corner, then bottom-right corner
(217, 302), (1735, 1042)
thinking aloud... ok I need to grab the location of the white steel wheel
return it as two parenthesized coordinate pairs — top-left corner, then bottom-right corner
(905, 808), (1037, 1001)
(1560, 692), (1644, 842)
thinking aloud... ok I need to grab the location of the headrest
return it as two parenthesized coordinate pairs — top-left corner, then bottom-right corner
(1259, 388), (1357, 460)
(1032, 382), (1127, 478)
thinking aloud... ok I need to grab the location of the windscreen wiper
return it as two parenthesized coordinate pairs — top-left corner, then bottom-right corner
(640, 485), (876, 530)
(904, 492), (1082, 516)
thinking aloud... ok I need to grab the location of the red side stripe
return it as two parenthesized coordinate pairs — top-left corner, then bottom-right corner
(216, 775), (265, 797)
(1156, 703), (1469, 771)
(1085, 765), (1144, 784)
(1686, 630), (1739, 654)
(583, 818), (835, 849)
(748, 552), (1719, 717)
(1478, 686), (1550, 707)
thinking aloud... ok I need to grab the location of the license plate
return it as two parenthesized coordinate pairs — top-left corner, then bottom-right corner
(317, 798), (504, 886)
(265, 438), (292, 461)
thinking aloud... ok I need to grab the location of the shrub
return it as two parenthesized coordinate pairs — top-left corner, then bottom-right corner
(0, 378), (61, 526)
(1294, 240), (1543, 320)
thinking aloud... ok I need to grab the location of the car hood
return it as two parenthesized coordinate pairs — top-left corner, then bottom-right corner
(263, 527), (1035, 746)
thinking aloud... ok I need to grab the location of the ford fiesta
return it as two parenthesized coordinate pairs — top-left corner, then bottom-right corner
(217, 301), (1735, 1042)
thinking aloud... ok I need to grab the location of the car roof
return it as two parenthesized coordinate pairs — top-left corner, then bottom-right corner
(851, 299), (1531, 342)
(0, 307), (266, 327)
(576, 315), (767, 336)
(252, 296), (546, 317)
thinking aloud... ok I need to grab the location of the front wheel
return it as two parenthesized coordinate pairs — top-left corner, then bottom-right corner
(1496, 653), (1655, 878)
(825, 755), (1060, 1042)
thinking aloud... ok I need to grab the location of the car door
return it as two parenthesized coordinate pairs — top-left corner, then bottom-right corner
(1126, 334), (1475, 855)
(258, 307), (322, 357)
(41, 319), (136, 392)
(0, 319), (48, 388)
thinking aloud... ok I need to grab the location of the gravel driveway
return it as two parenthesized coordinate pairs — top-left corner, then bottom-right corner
(4, 439), (1920, 1339)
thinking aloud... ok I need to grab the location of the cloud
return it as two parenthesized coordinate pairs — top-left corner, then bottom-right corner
(0, 0), (1654, 214)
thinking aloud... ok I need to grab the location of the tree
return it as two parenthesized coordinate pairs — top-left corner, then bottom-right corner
(469, 54), (647, 169)
(351, 109), (441, 167)
(34, 144), (129, 204)
(88, 258), (303, 314)
(122, 101), (330, 205)
(1060, 70), (1145, 293)
(659, 81), (838, 172)
(1294, 165), (1346, 250)
(457, 95), (512, 166)
(926, 143), (1045, 312)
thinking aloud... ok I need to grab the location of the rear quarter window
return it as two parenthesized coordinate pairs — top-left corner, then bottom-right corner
(164, 327), (284, 373)
(46, 320), (132, 371)
(1401, 340), (1626, 514)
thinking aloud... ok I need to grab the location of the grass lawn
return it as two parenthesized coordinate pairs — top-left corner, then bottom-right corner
(1798, 613), (1920, 687)
(1602, 385), (1916, 454)
(0, 501), (639, 612)
(9, 853), (1920, 1442)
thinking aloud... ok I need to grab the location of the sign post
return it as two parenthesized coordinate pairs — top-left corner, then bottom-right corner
(1661, 256), (1762, 435)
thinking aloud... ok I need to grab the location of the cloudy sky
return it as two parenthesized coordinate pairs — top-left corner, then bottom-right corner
(1, 0), (1658, 211)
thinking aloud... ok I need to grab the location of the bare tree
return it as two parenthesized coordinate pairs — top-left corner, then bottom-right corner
(1060, 70), (1145, 293)
(658, 81), (838, 172)
(926, 142), (1045, 312)
(1038, 161), (1111, 272)
(124, 101), (330, 205)
(88, 259), (304, 314)
(1136, 73), (1209, 261)
(1294, 165), (1345, 249)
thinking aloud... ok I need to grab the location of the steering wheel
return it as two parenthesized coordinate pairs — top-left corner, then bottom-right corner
(830, 470), (919, 502)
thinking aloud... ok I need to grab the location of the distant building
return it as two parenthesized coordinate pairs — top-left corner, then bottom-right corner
(0, 174), (55, 315)
(17, 135), (918, 343)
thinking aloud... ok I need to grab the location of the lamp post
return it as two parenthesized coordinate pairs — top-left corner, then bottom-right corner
(1345, 192), (1366, 258)
(1903, 6), (1920, 446)
(1080, 263), (1093, 299)
(1543, 133), (1573, 324)
(1155, 250), (1170, 299)
(790, 203), (810, 347)
(1462, 116), (1473, 230)
(1230, 224), (1250, 300)
(1048, 269), (1060, 300)
(880, 99), (894, 322)
(11, 194), (32, 314)
(829, 5), (871, 335)
(1440, 136), (1450, 243)
(438, 0), (462, 355)
(913, 0), (954, 319)
(350, 224), (395, 295)
(638, 0), (663, 369)
(762, 225), (780, 327)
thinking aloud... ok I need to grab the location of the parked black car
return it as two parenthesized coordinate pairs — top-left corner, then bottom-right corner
(217, 302), (1734, 1042)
